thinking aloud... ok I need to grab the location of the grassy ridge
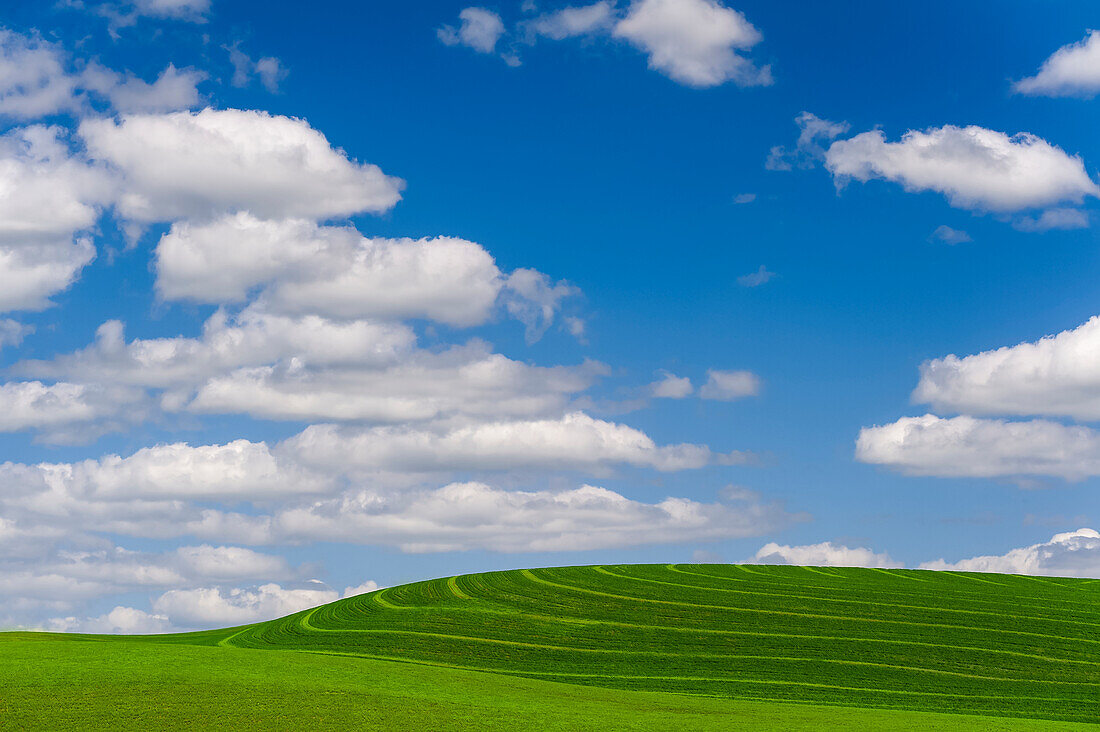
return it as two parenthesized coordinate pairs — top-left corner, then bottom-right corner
(219, 564), (1100, 723)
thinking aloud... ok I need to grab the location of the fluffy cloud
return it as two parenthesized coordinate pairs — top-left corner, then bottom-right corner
(284, 412), (746, 474)
(79, 109), (404, 222)
(29, 439), (331, 500)
(699, 369), (760, 400)
(275, 482), (799, 553)
(19, 311), (414, 390)
(503, 268), (579, 342)
(752, 541), (901, 568)
(921, 529), (1100, 578)
(825, 125), (1098, 212)
(89, 63), (206, 113)
(612, 0), (771, 88)
(49, 606), (172, 634)
(0, 126), (112, 311)
(0, 381), (144, 439)
(855, 414), (1100, 480)
(438, 8), (508, 54)
(152, 582), (338, 627)
(913, 315), (1100, 421)
(649, 371), (693, 398)
(1015, 31), (1100, 97)
(226, 43), (287, 93)
(0, 30), (80, 118)
(185, 344), (602, 424)
(154, 215), (506, 325)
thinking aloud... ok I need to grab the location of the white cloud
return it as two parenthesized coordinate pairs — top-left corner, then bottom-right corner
(0, 239), (96, 314)
(94, 63), (206, 113)
(0, 30), (80, 118)
(342, 580), (380, 597)
(275, 481), (800, 552)
(699, 369), (760, 400)
(921, 528), (1100, 578)
(1012, 207), (1089, 232)
(438, 8), (507, 54)
(855, 414), (1100, 480)
(173, 545), (295, 581)
(0, 381), (143, 437)
(184, 344), (603, 424)
(49, 606), (173, 634)
(766, 112), (849, 171)
(736, 264), (774, 287)
(1015, 31), (1100, 97)
(649, 371), (693, 398)
(526, 2), (616, 40)
(283, 412), (746, 474)
(913, 315), (1100, 421)
(825, 125), (1099, 212)
(78, 108), (404, 223)
(732, 193), (755, 204)
(612, 0), (770, 88)
(19, 311), (414, 390)
(44, 439), (331, 500)
(0, 125), (113, 244)
(752, 541), (901, 568)
(154, 215), (506, 326)
(152, 582), (337, 627)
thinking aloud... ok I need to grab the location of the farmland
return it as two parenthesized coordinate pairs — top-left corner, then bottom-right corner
(3, 564), (1100, 729)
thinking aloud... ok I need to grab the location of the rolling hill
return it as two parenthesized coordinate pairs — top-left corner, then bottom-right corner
(3, 564), (1100, 729)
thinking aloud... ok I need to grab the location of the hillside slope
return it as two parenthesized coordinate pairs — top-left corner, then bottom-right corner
(3, 564), (1100, 729)
(222, 564), (1100, 723)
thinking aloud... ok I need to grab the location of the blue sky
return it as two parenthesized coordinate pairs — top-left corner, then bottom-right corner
(1, 0), (1100, 631)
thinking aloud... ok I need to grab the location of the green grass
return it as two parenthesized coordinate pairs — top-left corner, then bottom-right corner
(3, 564), (1100, 730)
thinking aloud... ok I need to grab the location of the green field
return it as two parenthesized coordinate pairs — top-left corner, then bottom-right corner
(3, 564), (1100, 730)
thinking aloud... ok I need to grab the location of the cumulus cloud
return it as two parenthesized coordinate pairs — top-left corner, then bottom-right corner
(49, 606), (172, 634)
(0, 381), (144, 440)
(274, 482), (800, 553)
(88, 63), (206, 113)
(1014, 31), (1100, 97)
(699, 369), (760, 400)
(825, 125), (1099, 212)
(0, 30), (204, 118)
(78, 108), (404, 222)
(921, 528), (1100, 578)
(913, 315), (1100, 421)
(343, 580), (380, 597)
(18, 312), (414, 390)
(751, 541), (901, 568)
(766, 112), (849, 171)
(226, 43), (287, 93)
(438, 7), (508, 54)
(856, 414), (1100, 480)
(184, 344), (603, 424)
(0, 30), (81, 118)
(153, 582), (336, 627)
(612, 0), (770, 87)
(154, 215), (507, 326)
(283, 412), (747, 474)
(928, 225), (971, 245)
(649, 371), (693, 398)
